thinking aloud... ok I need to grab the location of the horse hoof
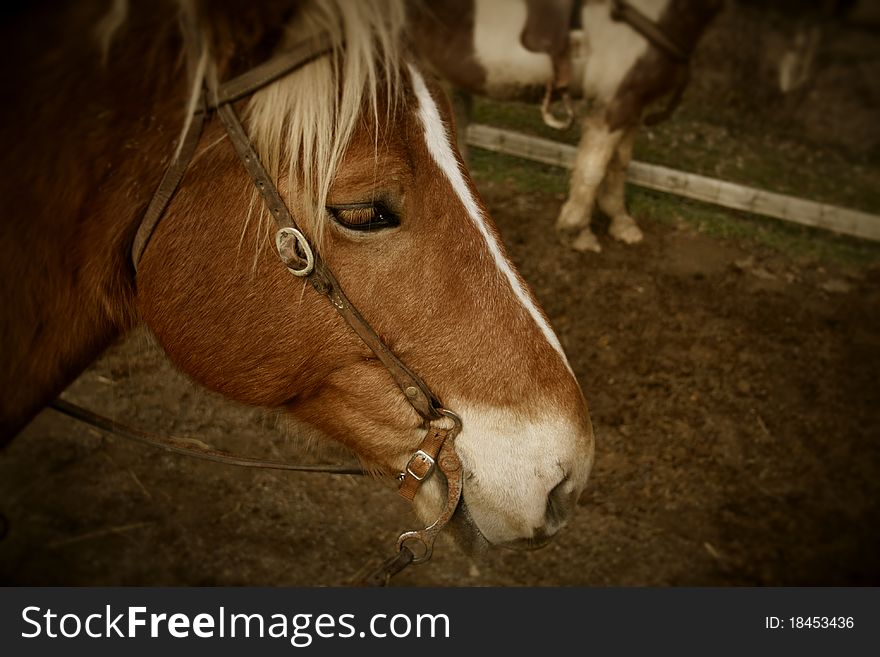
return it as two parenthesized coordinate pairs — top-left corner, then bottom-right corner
(571, 230), (602, 253)
(609, 217), (644, 244)
(556, 206), (589, 234)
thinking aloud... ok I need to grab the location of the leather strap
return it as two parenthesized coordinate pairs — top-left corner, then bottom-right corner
(214, 102), (443, 422)
(131, 34), (336, 273)
(50, 398), (364, 475)
(397, 426), (451, 501)
(128, 35), (462, 563)
(215, 95), (459, 521)
(210, 33), (336, 107)
(131, 100), (207, 270)
(132, 33), (442, 421)
(395, 433), (463, 564)
(610, 0), (688, 63)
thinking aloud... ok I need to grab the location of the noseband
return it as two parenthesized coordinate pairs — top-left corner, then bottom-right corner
(57, 33), (464, 584)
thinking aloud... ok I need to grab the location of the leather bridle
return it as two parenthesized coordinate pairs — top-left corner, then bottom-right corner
(53, 32), (465, 585)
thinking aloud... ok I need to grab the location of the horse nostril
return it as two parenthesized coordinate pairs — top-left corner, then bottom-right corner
(545, 475), (573, 527)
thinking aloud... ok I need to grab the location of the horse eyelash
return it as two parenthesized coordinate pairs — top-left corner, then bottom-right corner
(327, 203), (399, 231)
(338, 207), (376, 225)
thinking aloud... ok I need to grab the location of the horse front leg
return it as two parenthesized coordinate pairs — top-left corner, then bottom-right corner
(599, 126), (643, 244)
(556, 112), (624, 253)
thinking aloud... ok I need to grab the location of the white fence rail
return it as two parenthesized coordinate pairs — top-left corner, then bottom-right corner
(466, 123), (880, 242)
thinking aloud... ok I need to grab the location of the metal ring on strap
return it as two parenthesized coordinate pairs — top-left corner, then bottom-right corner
(275, 227), (315, 277)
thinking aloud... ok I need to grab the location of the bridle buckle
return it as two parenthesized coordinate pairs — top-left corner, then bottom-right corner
(404, 449), (435, 482)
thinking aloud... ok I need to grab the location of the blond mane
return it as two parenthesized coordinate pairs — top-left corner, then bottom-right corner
(97, 0), (407, 252)
(246, 1), (406, 249)
(175, 0), (407, 252)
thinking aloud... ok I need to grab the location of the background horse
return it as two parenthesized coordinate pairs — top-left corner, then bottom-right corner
(411, 0), (721, 252)
(0, 0), (593, 560)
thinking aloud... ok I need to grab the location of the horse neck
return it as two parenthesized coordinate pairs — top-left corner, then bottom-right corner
(0, 2), (188, 439)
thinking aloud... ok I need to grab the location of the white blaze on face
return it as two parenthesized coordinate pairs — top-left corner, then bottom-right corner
(408, 66), (593, 544)
(408, 65), (571, 373)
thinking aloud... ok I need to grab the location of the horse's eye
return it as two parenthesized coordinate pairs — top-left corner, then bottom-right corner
(328, 203), (399, 232)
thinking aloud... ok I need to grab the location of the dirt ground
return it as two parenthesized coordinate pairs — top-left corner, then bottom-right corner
(2, 169), (878, 585)
(2, 0), (879, 588)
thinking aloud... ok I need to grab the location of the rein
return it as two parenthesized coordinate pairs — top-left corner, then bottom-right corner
(60, 32), (465, 586)
(610, 0), (688, 64)
(50, 399), (365, 475)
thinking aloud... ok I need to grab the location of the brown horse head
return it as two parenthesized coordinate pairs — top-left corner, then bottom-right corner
(1, 0), (594, 552)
